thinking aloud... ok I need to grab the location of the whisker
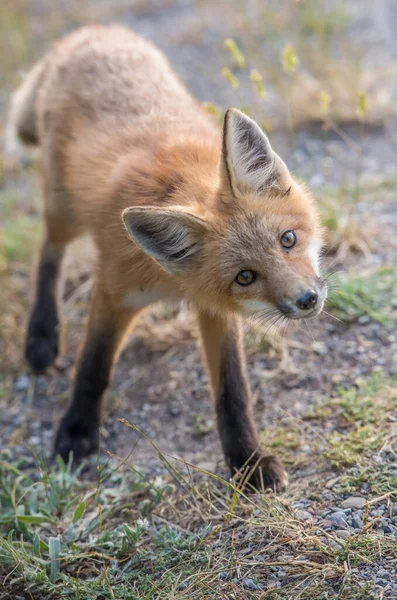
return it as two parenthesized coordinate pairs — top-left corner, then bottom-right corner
(323, 270), (345, 280)
(301, 318), (315, 341)
(322, 309), (343, 324)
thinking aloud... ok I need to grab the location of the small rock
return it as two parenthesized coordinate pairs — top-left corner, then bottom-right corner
(351, 516), (363, 529)
(267, 577), (281, 589)
(377, 568), (390, 579)
(334, 529), (352, 539)
(382, 523), (394, 534)
(168, 406), (181, 418)
(321, 519), (332, 531)
(296, 510), (314, 522)
(277, 570), (287, 578)
(312, 341), (328, 355)
(325, 476), (341, 489)
(218, 572), (229, 581)
(329, 511), (348, 526)
(323, 537), (340, 550)
(178, 582), (189, 591)
(15, 374), (30, 391)
(240, 578), (264, 591)
(340, 497), (367, 510)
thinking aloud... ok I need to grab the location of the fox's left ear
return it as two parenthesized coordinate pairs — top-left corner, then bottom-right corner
(221, 108), (291, 197)
(122, 206), (208, 273)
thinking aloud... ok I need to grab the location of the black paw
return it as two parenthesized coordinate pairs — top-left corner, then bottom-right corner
(25, 317), (59, 372)
(55, 416), (99, 464)
(230, 454), (288, 492)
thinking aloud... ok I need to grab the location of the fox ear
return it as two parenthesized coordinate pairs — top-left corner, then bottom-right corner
(122, 206), (208, 273)
(221, 108), (290, 197)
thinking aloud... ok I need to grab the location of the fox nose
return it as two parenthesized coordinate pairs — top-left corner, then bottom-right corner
(296, 289), (318, 311)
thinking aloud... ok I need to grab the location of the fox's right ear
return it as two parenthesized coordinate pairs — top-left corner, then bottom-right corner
(221, 108), (290, 197)
(122, 206), (208, 273)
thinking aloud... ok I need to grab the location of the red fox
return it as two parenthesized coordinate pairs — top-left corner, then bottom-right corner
(8, 25), (326, 491)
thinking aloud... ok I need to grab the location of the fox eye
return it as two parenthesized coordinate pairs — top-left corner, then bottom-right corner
(281, 230), (296, 249)
(235, 270), (257, 286)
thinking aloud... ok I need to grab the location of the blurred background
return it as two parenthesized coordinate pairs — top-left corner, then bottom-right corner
(0, 0), (397, 477)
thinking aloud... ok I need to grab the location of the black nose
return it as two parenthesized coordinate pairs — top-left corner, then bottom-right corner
(296, 290), (318, 311)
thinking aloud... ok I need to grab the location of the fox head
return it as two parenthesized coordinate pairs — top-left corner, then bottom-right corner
(122, 108), (327, 323)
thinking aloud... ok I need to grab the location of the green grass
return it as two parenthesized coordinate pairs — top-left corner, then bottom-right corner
(336, 465), (397, 496)
(324, 425), (384, 468)
(1, 376), (396, 599)
(303, 374), (397, 470)
(327, 267), (397, 327)
(261, 425), (303, 466)
(1, 442), (395, 600)
(0, 214), (41, 264)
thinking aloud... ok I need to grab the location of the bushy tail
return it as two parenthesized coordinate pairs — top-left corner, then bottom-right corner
(4, 58), (46, 155)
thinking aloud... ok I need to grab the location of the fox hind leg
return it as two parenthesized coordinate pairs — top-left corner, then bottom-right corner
(26, 181), (80, 372)
(26, 236), (66, 372)
(55, 284), (138, 463)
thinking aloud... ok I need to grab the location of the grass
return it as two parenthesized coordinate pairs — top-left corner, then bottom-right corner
(0, 214), (41, 264)
(261, 425), (303, 466)
(304, 374), (397, 469)
(336, 465), (397, 496)
(0, 422), (395, 600)
(0, 374), (395, 598)
(217, 0), (396, 127)
(318, 175), (397, 257)
(327, 267), (397, 327)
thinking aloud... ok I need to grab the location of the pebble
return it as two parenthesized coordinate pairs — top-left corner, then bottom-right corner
(329, 511), (349, 529)
(334, 529), (352, 539)
(240, 578), (264, 591)
(295, 509), (314, 522)
(277, 570), (287, 578)
(351, 515), (364, 529)
(15, 374), (30, 391)
(267, 577), (281, 589)
(177, 582), (189, 591)
(381, 523), (394, 534)
(377, 568), (391, 579)
(311, 341), (328, 355)
(325, 477), (341, 489)
(340, 497), (367, 510)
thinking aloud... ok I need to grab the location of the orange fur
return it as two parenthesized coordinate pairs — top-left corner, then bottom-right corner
(9, 25), (326, 489)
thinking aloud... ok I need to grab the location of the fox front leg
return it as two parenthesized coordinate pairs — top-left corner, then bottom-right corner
(197, 310), (288, 491)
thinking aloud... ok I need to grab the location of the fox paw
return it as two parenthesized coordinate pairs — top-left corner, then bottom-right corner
(55, 416), (99, 464)
(26, 319), (59, 373)
(231, 454), (288, 492)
